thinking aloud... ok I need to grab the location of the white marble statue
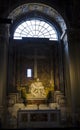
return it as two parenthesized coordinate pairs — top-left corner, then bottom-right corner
(29, 78), (46, 98)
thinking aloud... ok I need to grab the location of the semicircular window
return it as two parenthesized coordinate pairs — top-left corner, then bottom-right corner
(13, 19), (58, 41)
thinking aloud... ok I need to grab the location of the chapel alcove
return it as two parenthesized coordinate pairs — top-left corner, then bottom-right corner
(6, 2), (68, 128)
(8, 37), (61, 104)
(1, 0), (80, 128)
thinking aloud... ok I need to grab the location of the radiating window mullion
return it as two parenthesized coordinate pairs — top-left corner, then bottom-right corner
(26, 22), (34, 36)
(13, 19), (58, 40)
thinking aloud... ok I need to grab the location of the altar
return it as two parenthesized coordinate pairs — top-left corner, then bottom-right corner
(17, 108), (61, 128)
(16, 79), (60, 128)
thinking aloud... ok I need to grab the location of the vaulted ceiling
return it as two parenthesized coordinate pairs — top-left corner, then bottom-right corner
(0, 0), (80, 28)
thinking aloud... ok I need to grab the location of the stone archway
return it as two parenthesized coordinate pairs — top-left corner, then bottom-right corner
(8, 2), (68, 90)
(8, 3), (67, 33)
(6, 3), (72, 128)
(7, 2), (70, 100)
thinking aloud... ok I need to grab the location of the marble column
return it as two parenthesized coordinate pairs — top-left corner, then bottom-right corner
(67, 28), (80, 125)
(0, 24), (9, 127)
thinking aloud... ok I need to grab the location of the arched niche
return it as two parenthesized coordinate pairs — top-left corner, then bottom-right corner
(7, 3), (70, 106)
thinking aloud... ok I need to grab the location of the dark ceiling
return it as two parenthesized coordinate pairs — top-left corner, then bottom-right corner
(0, 0), (80, 28)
